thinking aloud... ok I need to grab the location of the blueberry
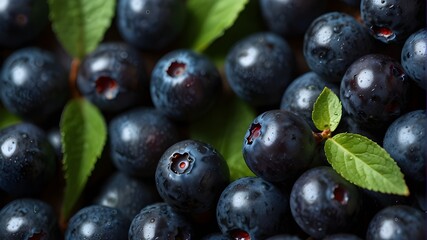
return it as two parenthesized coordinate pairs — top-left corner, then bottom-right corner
(383, 110), (426, 184)
(366, 205), (425, 240)
(340, 54), (410, 129)
(280, 71), (339, 130)
(216, 176), (292, 239)
(323, 233), (363, 240)
(116, 0), (187, 51)
(128, 202), (194, 240)
(401, 28), (427, 89)
(0, 0), (49, 48)
(201, 232), (233, 240)
(77, 42), (149, 112)
(360, 0), (426, 44)
(259, 0), (326, 36)
(243, 109), (316, 183)
(0, 123), (56, 196)
(109, 107), (181, 177)
(93, 172), (161, 221)
(0, 47), (69, 123)
(303, 12), (373, 82)
(65, 205), (130, 240)
(46, 127), (62, 160)
(0, 198), (59, 239)
(155, 139), (230, 213)
(150, 49), (222, 121)
(225, 32), (295, 107)
(265, 234), (303, 240)
(290, 166), (362, 239)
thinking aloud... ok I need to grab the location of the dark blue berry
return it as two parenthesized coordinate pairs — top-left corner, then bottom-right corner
(150, 49), (222, 121)
(46, 127), (62, 160)
(155, 139), (230, 213)
(323, 233), (363, 240)
(0, 198), (59, 239)
(290, 166), (362, 239)
(201, 232), (233, 240)
(109, 107), (181, 177)
(401, 28), (426, 89)
(366, 205), (425, 240)
(303, 12), (373, 82)
(128, 202), (194, 240)
(225, 32), (295, 107)
(259, 0), (326, 36)
(265, 234), (303, 240)
(93, 172), (161, 221)
(340, 54), (410, 129)
(383, 110), (426, 184)
(65, 205), (130, 240)
(77, 42), (149, 112)
(243, 109), (316, 183)
(0, 123), (56, 196)
(116, 0), (186, 51)
(0, 0), (49, 48)
(280, 71), (339, 130)
(216, 176), (292, 239)
(0, 47), (69, 123)
(360, 0), (426, 43)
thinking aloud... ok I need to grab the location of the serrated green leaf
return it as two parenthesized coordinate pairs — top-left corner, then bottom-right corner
(60, 98), (107, 219)
(312, 87), (342, 132)
(0, 107), (21, 129)
(48, 0), (115, 58)
(190, 94), (255, 180)
(325, 133), (409, 196)
(184, 0), (249, 52)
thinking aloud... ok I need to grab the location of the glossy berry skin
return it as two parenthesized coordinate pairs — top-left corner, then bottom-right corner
(155, 139), (230, 213)
(340, 54), (410, 129)
(225, 32), (294, 107)
(128, 202), (193, 240)
(0, 0), (49, 48)
(259, 0), (326, 37)
(109, 107), (181, 177)
(116, 0), (186, 51)
(280, 71), (339, 130)
(304, 12), (373, 82)
(0, 47), (69, 123)
(150, 49), (222, 121)
(93, 172), (161, 220)
(366, 205), (425, 240)
(360, 0), (426, 44)
(290, 166), (362, 239)
(383, 110), (426, 183)
(401, 28), (427, 89)
(0, 123), (56, 196)
(323, 234), (363, 240)
(243, 109), (316, 183)
(0, 198), (59, 239)
(216, 177), (291, 240)
(77, 42), (149, 112)
(65, 205), (130, 240)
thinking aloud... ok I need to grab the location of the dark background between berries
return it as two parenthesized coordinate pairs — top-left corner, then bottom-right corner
(0, 0), (426, 239)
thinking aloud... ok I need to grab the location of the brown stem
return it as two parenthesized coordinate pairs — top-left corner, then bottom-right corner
(69, 58), (81, 98)
(312, 128), (332, 144)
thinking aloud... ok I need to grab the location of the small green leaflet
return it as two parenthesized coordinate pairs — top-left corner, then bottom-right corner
(0, 108), (20, 129)
(312, 87), (342, 132)
(184, 0), (249, 52)
(325, 133), (409, 196)
(60, 98), (107, 220)
(48, 0), (115, 58)
(190, 94), (256, 180)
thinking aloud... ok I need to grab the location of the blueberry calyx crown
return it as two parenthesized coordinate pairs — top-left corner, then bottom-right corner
(169, 152), (193, 174)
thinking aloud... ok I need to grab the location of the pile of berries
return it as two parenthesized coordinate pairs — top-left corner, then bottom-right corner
(0, 0), (426, 239)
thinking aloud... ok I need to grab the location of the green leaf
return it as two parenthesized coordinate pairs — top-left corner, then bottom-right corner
(190, 94), (256, 180)
(60, 98), (107, 219)
(325, 133), (409, 196)
(184, 0), (249, 52)
(0, 107), (21, 129)
(48, 0), (116, 58)
(312, 87), (342, 132)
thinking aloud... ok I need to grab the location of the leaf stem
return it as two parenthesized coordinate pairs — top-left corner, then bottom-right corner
(69, 58), (81, 98)
(312, 128), (332, 143)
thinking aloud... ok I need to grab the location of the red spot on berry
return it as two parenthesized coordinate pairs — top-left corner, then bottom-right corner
(246, 123), (261, 145)
(95, 76), (119, 99)
(332, 184), (349, 205)
(170, 152), (193, 174)
(167, 61), (186, 77)
(371, 26), (395, 41)
(230, 229), (251, 240)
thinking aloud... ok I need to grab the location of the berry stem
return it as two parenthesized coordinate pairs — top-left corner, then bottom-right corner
(69, 58), (81, 98)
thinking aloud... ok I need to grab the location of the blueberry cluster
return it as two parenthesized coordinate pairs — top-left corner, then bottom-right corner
(0, 0), (426, 239)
